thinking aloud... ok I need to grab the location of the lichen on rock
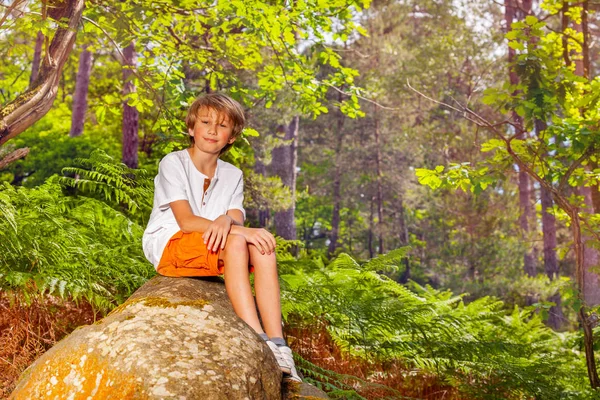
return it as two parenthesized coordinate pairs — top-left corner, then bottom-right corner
(10, 276), (282, 400)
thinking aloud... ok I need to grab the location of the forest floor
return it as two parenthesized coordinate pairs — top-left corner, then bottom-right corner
(288, 323), (462, 400)
(0, 293), (99, 398)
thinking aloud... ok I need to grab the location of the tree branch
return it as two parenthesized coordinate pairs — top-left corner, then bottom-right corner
(0, 0), (85, 147)
(0, 0), (26, 30)
(0, 147), (29, 170)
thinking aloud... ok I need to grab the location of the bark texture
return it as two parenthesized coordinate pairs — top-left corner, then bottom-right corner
(271, 117), (299, 240)
(541, 186), (564, 329)
(581, 186), (600, 306)
(373, 105), (384, 254)
(397, 196), (410, 284)
(0, 0), (85, 146)
(69, 45), (93, 137)
(0, 147), (29, 170)
(11, 276), (284, 400)
(122, 41), (139, 169)
(572, 1), (600, 308)
(328, 102), (345, 256)
(30, 31), (44, 85)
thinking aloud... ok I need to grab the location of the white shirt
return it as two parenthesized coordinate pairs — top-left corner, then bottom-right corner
(142, 149), (245, 268)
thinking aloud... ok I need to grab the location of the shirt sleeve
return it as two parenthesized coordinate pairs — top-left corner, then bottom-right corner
(227, 173), (246, 219)
(155, 156), (189, 211)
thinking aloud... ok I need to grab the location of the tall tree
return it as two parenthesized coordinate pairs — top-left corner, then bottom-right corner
(328, 92), (346, 256)
(569, 0), (600, 307)
(271, 117), (299, 240)
(505, 0), (536, 277)
(121, 41), (139, 169)
(69, 44), (93, 137)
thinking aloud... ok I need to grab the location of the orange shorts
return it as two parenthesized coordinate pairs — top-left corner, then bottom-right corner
(156, 231), (253, 277)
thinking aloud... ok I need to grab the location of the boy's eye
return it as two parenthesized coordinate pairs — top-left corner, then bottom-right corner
(220, 124), (228, 128)
(201, 120), (209, 124)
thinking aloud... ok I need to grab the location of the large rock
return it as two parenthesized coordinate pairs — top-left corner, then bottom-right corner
(10, 276), (283, 399)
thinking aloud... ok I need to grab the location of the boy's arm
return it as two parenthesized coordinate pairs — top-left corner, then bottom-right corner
(170, 200), (216, 233)
(226, 209), (244, 226)
(171, 200), (235, 251)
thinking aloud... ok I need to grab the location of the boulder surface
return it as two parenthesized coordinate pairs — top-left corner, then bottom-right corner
(10, 276), (283, 399)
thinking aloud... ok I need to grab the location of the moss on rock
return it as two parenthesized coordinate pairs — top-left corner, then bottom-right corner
(10, 276), (281, 400)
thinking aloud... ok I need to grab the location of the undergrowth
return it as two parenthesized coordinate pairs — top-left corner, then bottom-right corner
(278, 250), (596, 399)
(0, 150), (155, 312)
(0, 150), (597, 399)
(0, 292), (98, 397)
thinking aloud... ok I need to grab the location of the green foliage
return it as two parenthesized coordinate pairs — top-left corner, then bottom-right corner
(0, 104), (121, 187)
(416, 1), (600, 205)
(279, 251), (594, 399)
(0, 155), (155, 312)
(59, 150), (154, 225)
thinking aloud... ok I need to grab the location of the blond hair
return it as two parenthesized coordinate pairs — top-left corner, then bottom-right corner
(185, 93), (246, 154)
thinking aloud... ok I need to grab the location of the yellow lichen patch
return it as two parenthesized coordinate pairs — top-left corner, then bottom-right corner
(10, 347), (146, 400)
(108, 296), (210, 316)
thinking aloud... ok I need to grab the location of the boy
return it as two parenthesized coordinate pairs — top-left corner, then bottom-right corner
(142, 93), (301, 382)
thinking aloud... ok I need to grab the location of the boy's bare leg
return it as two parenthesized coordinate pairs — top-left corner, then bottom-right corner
(248, 244), (284, 338)
(221, 234), (264, 334)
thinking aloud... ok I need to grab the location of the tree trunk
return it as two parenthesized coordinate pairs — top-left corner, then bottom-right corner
(571, 0), (600, 308)
(541, 185), (563, 329)
(505, 0), (535, 276)
(581, 186), (600, 306)
(0, 0), (85, 146)
(271, 116), (299, 240)
(30, 31), (44, 85)
(368, 197), (375, 259)
(373, 105), (384, 254)
(328, 101), (345, 256)
(69, 44), (93, 137)
(564, 1), (600, 387)
(122, 41), (139, 169)
(398, 196), (410, 284)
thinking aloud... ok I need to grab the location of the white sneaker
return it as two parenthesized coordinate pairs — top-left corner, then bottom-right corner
(266, 340), (292, 374)
(278, 345), (302, 382)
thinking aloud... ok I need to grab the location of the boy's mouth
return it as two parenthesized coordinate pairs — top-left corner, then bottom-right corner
(203, 138), (218, 143)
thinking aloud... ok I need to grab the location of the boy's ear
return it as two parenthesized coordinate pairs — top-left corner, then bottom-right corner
(188, 128), (194, 137)
(227, 135), (236, 144)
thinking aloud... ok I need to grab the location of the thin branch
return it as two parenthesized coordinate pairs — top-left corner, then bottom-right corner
(166, 25), (214, 51)
(558, 145), (597, 192)
(326, 83), (400, 111)
(324, 45), (371, 59)
(0, 0), (26, 30)
(546, 25), (584, 46)
(408, 81), (600, 246)
(0, 147), (29, 170)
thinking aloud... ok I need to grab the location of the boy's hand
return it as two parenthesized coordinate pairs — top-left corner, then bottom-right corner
(203, 215), (233, 252)
(239, 227), (276, 255)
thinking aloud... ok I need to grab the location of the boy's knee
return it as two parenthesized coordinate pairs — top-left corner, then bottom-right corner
(224, 234), (248, 254)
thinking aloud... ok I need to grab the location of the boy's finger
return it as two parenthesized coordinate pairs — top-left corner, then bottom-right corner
(260, 232), (275, 253)
(221, 232), (229, 250)
(256, 238), (267, 254)
(203, 229), (212, 243)
(267, 234), (276, 252)
(213, 232), (222, 252)
(207, 231), (216, 250)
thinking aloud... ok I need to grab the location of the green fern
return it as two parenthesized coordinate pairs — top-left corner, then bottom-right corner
(0, 153), (155, 313)
(279, 252), (594, 399)
(59, 149), (153, 224)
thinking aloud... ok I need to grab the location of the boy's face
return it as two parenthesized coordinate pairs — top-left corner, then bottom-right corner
(189, 107), (236, 155)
